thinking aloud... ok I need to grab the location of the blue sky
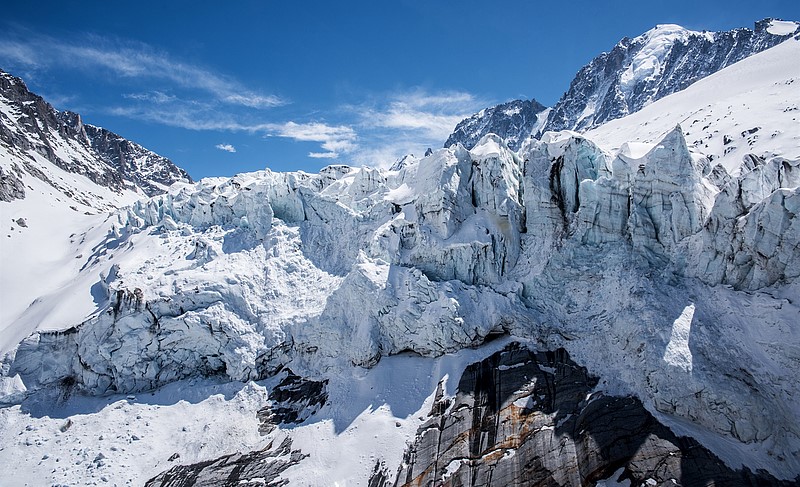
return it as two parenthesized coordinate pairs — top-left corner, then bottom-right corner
(1, 0), (798, 179)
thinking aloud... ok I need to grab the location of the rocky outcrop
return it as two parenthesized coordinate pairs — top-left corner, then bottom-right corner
(80, 122), (191, 197)
(146, 437), (306, 487)
(386, 344), (796, 487)
(445, 99), (547, 151)
(257, 371), (328, 434)
(0, 164), (25, 201)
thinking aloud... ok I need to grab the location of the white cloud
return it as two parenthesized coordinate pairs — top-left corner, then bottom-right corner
(123, 91), (177, 104)
(0, 31), (490, 171)
(0, 33), (285, 109)
(265, 121), (358, 155)
(222, 93), (284, 109)
(308, 152), (339, 159)
(110, 101), (358, 158)
(108, 105), (272, 132)
(358, 89), (483, 139)
(344, 88), (487, 168)
(215, 144), (236, 153)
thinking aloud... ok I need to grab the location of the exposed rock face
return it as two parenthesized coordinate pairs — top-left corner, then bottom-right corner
(543, 19), (798, 132)
(0, 164), (25, 201)
(0, 69), (191, 199)
(387, 344), (795, 487)
(146, 437), (306, 487)
(257, 371), (328, 434)
(445, 99), (547, 151)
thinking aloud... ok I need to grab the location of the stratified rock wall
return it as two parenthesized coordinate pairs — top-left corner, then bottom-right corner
(390, 344), (795, 487)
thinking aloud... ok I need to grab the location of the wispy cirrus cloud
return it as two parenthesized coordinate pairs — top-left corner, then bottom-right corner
(123, 91), (178, 104)
(357, 89), (484, 140)
(110, 87), (479, 165)
(215, 143), (237, 153)
(0, 31), (285, 109)
(308, 152), (339, 159)
(0, 28), (487, 170)
(107, 103), (271, 132)
(110, 102), (358, 158)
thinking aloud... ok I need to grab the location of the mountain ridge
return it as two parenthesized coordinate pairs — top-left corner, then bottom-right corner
(544, 17), (799, 132)
(444, 98), (547, 150)
(0, 68), (191, 206)
(445, 18), (798, 148)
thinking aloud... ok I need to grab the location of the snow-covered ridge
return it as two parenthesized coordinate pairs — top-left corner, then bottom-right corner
(444, 19), (797, 156)
(618, 24), (697, 95)
(0, 69), (191, 206)
(444, 98), (547, 150)
(587, 36), (800, 177)
(544, 18), (799, 132)
(0, 68), (193, 349)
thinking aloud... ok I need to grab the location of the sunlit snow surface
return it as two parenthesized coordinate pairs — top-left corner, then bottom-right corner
(0, 338), (516, 486)
(588, 38), (800, 175)
(767, 19), (799, 36)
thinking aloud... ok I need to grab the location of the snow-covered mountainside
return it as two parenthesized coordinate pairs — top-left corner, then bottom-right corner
(0, 69), (192, 343)
(0, 34), (798, 485)
(586, 35), (800, 177)
(444, 99), (548, 150)
(447, 18), (798, 150)
(543, 18), (799, 132)
(0, 69), (191, 206)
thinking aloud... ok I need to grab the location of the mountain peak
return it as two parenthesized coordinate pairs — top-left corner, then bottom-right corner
(542, 19), (797, 133)
(444, 99), (547, 151)
(639, 23), (693, 41)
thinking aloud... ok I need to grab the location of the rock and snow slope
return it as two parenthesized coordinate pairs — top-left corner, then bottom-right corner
(0, 27), (799, 487)
(444, 99), (548, 150)
(0, 69), (190, 206)
(544, 18), (799, 132)
(0, 69), (191, 343)
(586, 35), (800, 175)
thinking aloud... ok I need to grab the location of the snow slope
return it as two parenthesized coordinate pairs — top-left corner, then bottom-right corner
(444, 19), (796, 161)
(544, 18), (798, 132)
(588, 36), (800, 175)
(0, 69), (191, 341)
(0, 336), (519, 486)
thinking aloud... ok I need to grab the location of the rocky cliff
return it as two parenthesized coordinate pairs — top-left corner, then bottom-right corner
(0, 69), (191, 203)
(384, 344), (793, 486)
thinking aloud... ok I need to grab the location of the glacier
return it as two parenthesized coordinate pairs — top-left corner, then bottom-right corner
(3, 120), (799, 479)
(1, 22), (799, 487)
